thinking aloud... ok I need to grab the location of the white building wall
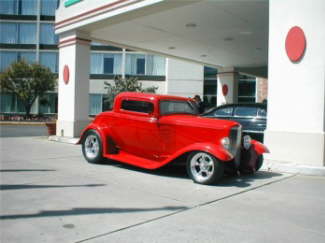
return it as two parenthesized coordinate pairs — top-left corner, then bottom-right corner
(89, 79), (166, 94)
(165, 58), (203, 98)
(264, 0), (325, 167)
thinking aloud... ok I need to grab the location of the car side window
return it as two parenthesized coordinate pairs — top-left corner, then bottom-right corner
(121, 100), (154, 114)
(257, 108), (267, 118)
(160, 100), (197, 115)
(234, 107), (257, 117)
(215, 107), (233, 116)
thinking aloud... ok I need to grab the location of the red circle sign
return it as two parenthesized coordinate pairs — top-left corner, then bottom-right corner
(285, 26), (306, 62)
(63, 65), (70, 84)
(222, 84), (228, 96)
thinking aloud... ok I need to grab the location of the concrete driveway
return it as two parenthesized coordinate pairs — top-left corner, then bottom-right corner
(1, 136), (325, 243)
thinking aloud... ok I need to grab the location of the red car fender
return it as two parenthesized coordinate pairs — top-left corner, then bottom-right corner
(77, 124), (108, 154)
(172, 143), (234, 162)
(251, 140), (269, 155)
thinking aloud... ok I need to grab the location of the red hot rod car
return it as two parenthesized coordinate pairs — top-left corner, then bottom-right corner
(79, 92), (269, 185)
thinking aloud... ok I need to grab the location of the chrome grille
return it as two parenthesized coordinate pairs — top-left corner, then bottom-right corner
(229, 125), (242, 157)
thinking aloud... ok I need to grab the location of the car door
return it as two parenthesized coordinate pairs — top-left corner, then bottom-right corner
(111, 99), (162, 160)
(233, 106), (258, 132)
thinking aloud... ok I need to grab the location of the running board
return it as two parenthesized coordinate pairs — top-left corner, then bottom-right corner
(104, 151), (166, 170)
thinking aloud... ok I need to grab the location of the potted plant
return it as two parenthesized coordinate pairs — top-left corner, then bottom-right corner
(45, 120), (56, 136)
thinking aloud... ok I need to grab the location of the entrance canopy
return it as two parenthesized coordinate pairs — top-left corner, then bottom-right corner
(56, 0), (268, 69)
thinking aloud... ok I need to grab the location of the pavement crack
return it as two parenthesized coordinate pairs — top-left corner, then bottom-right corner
(74, 174), (297, 243)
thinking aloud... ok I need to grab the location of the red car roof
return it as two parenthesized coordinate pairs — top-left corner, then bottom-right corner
(116, 92), (191, 102)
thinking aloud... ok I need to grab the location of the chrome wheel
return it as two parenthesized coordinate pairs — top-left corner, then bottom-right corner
(84, 135), (100, 159)
(190, 152), (215, 183)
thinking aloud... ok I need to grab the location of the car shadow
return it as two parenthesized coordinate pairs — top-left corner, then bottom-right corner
(0, 184), (106, 191)
(0, 206), (188, 220)
(0, 169), (56, 172)
(98, 159), (283, 188)
(217, 171), (283, 188)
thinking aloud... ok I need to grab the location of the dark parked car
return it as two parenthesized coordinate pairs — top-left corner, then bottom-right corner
(202, 103), (267, 142)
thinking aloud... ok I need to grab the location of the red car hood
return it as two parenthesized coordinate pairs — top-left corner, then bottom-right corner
(159, 114), (239, 129)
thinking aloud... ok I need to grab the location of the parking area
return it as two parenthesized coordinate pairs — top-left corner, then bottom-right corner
(1, 136), (325, 243)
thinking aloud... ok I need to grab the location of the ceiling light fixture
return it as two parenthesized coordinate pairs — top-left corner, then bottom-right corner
(224, 37), (234, 41)
(239, 31), (252, 35)
(185, 23), (197, 28)
(168, 46), (176, 50)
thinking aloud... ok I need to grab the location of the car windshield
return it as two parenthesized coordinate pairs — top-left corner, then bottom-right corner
(160, 100), (198, 115)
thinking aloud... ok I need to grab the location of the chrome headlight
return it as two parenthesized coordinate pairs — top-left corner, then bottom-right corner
(221, 137), (230, 151)
(243, 135), (252, 150)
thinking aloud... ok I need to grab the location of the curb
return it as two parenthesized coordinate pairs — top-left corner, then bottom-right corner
(262, 159), (325, 177)
(48, 136), (79, 144)
(0, 121), (47, 126)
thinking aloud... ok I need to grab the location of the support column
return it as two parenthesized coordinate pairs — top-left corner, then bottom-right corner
(56, 31), (91, 138)
(216, 67), (238, 106)
(264, 0), (325, 170)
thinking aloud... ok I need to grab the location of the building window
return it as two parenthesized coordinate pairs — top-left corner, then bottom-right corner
(40, 52), (58, 73)
(125, 54), (145, 75)
(145, 55), (165, 76)
(19, 52), (36, 63)
(0, 0), (37, 15)
(40, 24), (58, 44)
(41, 0), (58, 16)
(39, 93), (57, 114)
(0, 51), (36, 72)
(89, 94), (103, 115)
(0, 23), (36, 44)
(125, 54), (165, 76)
(0, 52), (16, 72)
(136, 58), (145, 75)
(103, 57), (114, 74)
(21, 0), (37, 15)
(203, 66), (218, 109)
(19, 23), (37, 44)
(0, 0), (16, 15)
(0, 23), (17, 44)
(90, 53), (122, 75)
(238, 74), (256, 104)
(0, 93), (25, 113)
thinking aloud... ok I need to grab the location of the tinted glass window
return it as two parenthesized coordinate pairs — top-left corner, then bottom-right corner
(136, 58), (145, 75)
(215, 107), (233, 116)
(104, 57), (114, 74)
(160, 100), (198, 115)
(234, 107), (257, 117)
(121, 100), (153, 114)
(257, 108), (267, 118)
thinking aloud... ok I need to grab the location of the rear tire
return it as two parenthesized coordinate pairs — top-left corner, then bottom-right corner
(186, 151), (224, 185)
(82, 130), (104, 164)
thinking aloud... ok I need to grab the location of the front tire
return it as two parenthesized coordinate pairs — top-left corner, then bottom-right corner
(256, 155), (263, 171)
(82, 130), (104, 164)
(186, 151), (224, 185)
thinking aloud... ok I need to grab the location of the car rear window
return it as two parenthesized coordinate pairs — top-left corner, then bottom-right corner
(121, 100), (154, 114)
(234, 107), (257, 117)
(215, 107), (233, 116)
